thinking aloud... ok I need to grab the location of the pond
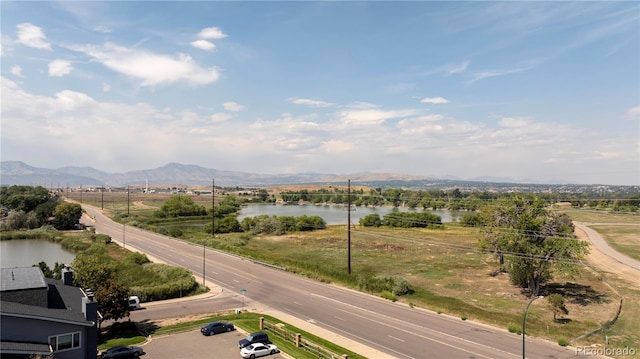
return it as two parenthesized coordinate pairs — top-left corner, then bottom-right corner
(237, 204), (462, 225)
(0, 239), (76, 268)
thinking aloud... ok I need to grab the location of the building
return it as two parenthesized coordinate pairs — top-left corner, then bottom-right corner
(0, 266), (98, 359)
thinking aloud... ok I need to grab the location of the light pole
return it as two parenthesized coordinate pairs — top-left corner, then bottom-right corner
(523, 295), (544, 359)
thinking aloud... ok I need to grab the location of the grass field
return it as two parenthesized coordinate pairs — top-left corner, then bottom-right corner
(71, 191), (639, 356)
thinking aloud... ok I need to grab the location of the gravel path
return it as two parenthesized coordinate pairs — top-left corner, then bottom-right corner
(574, 222), (640, 287)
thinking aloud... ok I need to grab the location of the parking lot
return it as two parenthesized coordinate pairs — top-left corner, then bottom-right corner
(139, 328), (290, 359)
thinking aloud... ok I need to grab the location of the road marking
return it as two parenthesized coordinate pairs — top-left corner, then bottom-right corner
(334, 316), (346, 321)
(310, 293), (504, 359)
(388, 335), (405, 342)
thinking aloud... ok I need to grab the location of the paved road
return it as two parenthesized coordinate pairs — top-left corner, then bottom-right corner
(82, 204), (585, 359)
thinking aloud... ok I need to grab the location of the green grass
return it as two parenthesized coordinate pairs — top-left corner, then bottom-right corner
(85, 195), (638, 355)
(590, 225), (640, 261)
(128, 312), (366, 359)
(98, 322), (146, 350)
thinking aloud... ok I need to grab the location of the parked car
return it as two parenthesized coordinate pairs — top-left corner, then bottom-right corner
(200, 321), (235, 336)
(238, 331), (270, 349)
(99, 345), (144, 358)
(128, 296), (141, 310)
(240, 343), (279, 359)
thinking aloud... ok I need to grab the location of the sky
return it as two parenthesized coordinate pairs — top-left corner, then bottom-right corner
(1, 1), (639, 186)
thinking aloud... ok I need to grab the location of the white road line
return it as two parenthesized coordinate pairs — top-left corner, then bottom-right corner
(388, 335), (405, 342)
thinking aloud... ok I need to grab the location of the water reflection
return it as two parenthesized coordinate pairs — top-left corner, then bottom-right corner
(0, 239), (76, 268)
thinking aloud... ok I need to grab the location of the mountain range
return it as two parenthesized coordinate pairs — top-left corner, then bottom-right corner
(2, 161), (637, 194)
(0, 161), (435, 188)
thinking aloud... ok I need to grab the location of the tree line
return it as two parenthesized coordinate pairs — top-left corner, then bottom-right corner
(1, 185), (83, 230)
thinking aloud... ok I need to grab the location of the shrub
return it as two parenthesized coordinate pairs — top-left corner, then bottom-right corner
(558, 338), (569, 347)
(380, 291), (397, 302)
(168, 228), (183, 237)
(508, 323), (522, 335)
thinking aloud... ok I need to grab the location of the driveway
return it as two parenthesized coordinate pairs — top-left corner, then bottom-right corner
(140, 328), (289, 359)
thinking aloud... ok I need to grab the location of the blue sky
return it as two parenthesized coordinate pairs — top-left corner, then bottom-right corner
(1, 1), (638, 185)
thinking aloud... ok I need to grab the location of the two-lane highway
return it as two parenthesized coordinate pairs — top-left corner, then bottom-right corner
(82, 205), (583, 359)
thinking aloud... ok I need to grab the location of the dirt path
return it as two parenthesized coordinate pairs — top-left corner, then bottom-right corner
(574, 222), (640, 287)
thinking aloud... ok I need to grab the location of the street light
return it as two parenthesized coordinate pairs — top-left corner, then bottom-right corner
(523, 295), (544, 359)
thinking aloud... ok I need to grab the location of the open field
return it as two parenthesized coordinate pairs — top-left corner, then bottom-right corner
(68, 191), (639, 355)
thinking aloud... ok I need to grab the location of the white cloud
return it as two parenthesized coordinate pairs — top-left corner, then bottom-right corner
(338, 107), (416, 127)
(48, 59), (73, 77)
(198, 27), (228, 40)
(94, 26), (112, 33)
(210, 112), (232, 123)
(16, 23), (51, 50)
(498, 117), (531, 128)
(71, 42), (219, 87)
(102, 83), (111, 92)
(420, 97), (449, 104)
(191, 40), (216, 51)
(626, 106), (640, 120)
(223, 102), (244, 112)
(10, 66), (23, 77)
(1, 77), (637, 185)
(289, 98), (334, 107)
(321, 140), (352, 153)
(468, 59), (544, 84)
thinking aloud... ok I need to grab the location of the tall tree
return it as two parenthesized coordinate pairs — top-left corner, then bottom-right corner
(94, 277), (131, 321)
(478, 195), (589, 296)
(52, 202), (83, 230)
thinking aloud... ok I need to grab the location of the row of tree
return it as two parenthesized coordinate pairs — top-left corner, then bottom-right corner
(1, 185), (83, 230)
(242, 187), (640, 212)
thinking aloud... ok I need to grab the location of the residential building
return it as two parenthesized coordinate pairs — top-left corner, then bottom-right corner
(0, 266), (98, 359)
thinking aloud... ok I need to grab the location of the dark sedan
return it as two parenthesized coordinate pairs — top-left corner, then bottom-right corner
(99, 345), (144, 358)
(200, 321), (235, 336)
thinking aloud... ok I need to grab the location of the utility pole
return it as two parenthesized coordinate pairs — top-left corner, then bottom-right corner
(211, 178), (216, 237)
(348, 179), (351, 275)
(127, 185), (130, 215)
(101, 186), (104, 210)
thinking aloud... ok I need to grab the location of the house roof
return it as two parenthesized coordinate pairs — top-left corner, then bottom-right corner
(0, 267), (47, 292)
(0, 341), (52, 355)
(0, 268), (94, 327)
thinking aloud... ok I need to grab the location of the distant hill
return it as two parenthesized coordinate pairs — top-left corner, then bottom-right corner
(1, 161), (637, 194)
(0, 161), (433, 188)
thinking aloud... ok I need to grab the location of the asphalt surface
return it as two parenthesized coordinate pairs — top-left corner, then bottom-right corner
(141, 327), (289, 359)
(81, 204), (597, 359)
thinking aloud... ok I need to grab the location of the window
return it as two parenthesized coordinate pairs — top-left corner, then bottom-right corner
(49, 332), (81, 352)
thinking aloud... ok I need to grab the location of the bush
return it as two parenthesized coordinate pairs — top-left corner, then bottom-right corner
(359, 214), (382, 227)
(558, 338), (569, 346)
(380, 291), (397, 302)
(358, 275), (413, 296)
(508, 323), (522, 335)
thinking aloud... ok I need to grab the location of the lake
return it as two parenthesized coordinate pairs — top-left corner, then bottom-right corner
(0, 239), (76, 268)
(237, 204), (461, 225)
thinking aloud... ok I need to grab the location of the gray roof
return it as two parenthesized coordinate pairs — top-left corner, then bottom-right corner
(0, 267), (47, 292)
(0, 271), (94, 326)
(0, 341), (52, 355)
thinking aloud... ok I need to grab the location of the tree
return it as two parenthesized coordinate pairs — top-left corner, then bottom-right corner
(547, 293), (569, 322)
(94, 277), (130, 321)
(156, 195), (206, 218)
(72, 247), (117, 291)
(52, 202), (83, 230)
(360, 214), (382, 227)
(478, 195), (589, 296)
